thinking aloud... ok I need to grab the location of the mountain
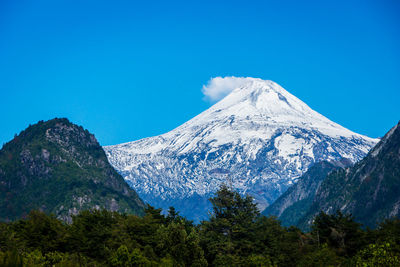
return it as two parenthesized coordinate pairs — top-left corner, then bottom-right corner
(262, 159), (352, 227)
(104, 77), (378, 221)
(0, 118), (145, 222)
(298, 121), (400, 229)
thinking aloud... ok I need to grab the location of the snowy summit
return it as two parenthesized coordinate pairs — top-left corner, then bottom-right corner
(104, 77), (378, 221)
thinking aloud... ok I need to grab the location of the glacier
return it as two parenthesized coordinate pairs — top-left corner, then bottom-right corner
(104, 77), (378, 222)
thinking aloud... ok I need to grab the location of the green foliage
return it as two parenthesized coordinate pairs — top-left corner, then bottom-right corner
(0, 249), (23, 267)
(23, 250), (45, 266)
(22, 249), (93, 267)
(156, 222), (207, 266)
(69, 209), (119, 260)
(12, 210), (67, 254)
(0, 118), (144, 222)
(264, 160), (343, 228)
(311, 211), (365, 256)
(0, 185), (399, 266)
(0, 222), (18, 251)
(297, 244), (343, 267)
(109, 245), (154, 267)
(246, 254), (275, 267)
(353, 243), (400, 266)
(299, 122), (400, 230)
(200, 185), (260, 264)
(374, 218), (400, 246)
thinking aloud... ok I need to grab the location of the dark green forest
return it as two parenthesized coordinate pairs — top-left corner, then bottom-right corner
(0, 118), (145, 222)
(1, 186), (400, 266)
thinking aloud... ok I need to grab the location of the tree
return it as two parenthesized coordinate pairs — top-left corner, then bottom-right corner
(166, 207), (179, 224)
(200, 185), (260, 264)
(374, 218), (400, 245)
(311, 211), (365, 256)
(353, 243), (400, 266)
(12, 210), (67, 254)
(109, 245), (152, 267)
(68, 209), (119, 261)
(166, 206), (194, 233)
(0, 250), (23, 267)
(298, 244), (343, 267)
(156, 222), (207, 266)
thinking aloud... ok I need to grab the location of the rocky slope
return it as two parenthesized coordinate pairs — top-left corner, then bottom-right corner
(262, 159), (352, 227)
(298, 121), (400, 229)
(105, 77), (378, 221)
(0, 118), (145, 222)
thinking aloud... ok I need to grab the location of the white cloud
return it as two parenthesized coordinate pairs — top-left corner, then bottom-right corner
(202, 76), (252, 102)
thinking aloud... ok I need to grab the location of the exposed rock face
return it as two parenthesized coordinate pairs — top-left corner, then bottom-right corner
(0, 118), (145, 222)
(297, 121), (400, 230)
(105, 78), (377, 222)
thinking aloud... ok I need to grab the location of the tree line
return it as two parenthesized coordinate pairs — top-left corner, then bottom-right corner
(1, 185), (400, 266)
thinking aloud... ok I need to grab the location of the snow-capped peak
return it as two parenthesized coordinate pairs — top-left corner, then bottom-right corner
(104, 77), (379, 222)
(157, 78), (374, 154)
(214, 78), (317, 118)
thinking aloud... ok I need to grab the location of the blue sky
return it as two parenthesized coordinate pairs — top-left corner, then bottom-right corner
(1, 0), (399, 146)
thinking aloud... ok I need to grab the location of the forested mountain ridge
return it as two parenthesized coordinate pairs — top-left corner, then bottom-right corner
(262, 159), (352, 227)
(1, 186), (400, 266)
(0, 118), (145, 222)
(298, 121), (400, 229)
